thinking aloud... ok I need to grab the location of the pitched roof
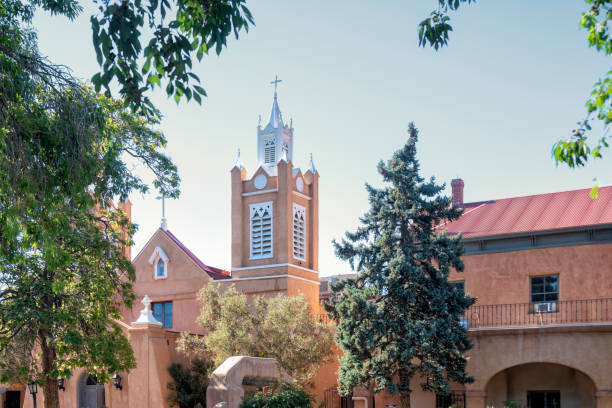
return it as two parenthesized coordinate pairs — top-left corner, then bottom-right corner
(162, 229), (230, 280)
(440, 186), (612, 239)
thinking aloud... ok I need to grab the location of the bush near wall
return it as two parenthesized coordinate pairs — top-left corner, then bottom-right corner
(240, 384), (312, 408)
(167, 358), (214, 408)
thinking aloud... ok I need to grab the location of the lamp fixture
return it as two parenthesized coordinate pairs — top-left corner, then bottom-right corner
(58, 378), (65, 391)
(28, 382), (38, 408)
(112, 373), (123, 390)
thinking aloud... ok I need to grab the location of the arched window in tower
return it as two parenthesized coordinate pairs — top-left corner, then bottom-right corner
(264, 138), (276, 165)
(293, 204), (306, 260)
(250, 202), (273, 259)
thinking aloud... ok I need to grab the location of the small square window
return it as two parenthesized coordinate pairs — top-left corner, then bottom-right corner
(530, 275), (559, 312)
(152, 301), (173, 328)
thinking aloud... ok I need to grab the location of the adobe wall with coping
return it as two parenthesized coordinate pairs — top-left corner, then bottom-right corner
(206, 356), (289, 408)
(449, 243), (612, 305)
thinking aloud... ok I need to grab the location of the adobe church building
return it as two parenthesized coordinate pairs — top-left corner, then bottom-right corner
(6, 89), (612, 408)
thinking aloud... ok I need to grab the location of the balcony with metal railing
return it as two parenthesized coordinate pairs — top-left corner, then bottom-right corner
(463, 298), (612, 329)
(316, 298), (612, 330)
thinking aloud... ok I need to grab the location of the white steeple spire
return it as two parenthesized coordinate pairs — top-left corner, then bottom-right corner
(233, 148), (244, 170)
(307, 153), (317, 174)
(257, 76), (294, 167)
(268, 75), (283, 128)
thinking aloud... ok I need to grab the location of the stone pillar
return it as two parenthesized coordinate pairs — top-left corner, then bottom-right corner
(128, 295), (167, 408)
(465, 390), (486, 408)
(0, 387), (6, 408)
(596, 390), (612, 408)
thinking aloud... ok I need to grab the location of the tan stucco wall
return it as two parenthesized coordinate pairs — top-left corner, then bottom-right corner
(127, 229), (214, 334)
(486, 363), (596, 408)
(450, 243), (612, 305)
(466, 326), (612, 391)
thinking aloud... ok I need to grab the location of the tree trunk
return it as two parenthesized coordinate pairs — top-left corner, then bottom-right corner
(39, 331), (60, 408)
(399, 392), (411, 408)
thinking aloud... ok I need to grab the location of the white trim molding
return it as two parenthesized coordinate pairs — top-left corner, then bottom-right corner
(222, 274), (320, 285)
(292, 191), (311, 200)
(242, 189), (278, 197)
(148, 246), (169, 280)
(231, 263), (318, 275)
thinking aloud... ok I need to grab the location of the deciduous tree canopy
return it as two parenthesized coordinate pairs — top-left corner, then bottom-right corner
(177, 283), (334, 385)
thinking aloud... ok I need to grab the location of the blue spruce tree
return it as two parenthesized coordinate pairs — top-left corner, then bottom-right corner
(326, 123), (475, 408)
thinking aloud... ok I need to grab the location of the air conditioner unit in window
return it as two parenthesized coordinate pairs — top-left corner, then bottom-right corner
(533, 301), (557, 313)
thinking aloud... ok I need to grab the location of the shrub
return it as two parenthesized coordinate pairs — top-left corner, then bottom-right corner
(240, 384), (312, 408)
(167, 358), (214, 408)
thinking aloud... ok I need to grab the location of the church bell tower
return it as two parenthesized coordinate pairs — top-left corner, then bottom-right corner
(225, 78), (320, 311)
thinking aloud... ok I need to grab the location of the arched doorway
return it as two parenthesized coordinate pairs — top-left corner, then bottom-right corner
(485, 363), (596, 408)
(78, 373), (105, 408)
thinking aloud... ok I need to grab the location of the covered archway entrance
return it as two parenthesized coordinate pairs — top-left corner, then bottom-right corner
(485, 363), (596, 408)
(78, 374), (105, 408)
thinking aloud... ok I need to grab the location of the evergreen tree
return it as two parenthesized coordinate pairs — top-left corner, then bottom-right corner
(325, 123), (475, 408)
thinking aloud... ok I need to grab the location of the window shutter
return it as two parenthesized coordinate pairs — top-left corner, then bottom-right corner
(293, 204), (306, 260)
(250, 202), (273, 259)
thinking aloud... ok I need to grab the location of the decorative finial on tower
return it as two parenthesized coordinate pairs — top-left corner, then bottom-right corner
(258, 115), (261, 127)
(290, 118), (293, 129)
(156, 195), (168, 230)
(307, 153), (317, 174)
(270, 75), (282, 98)
(131, 295), (162, 326)
(233, 148), (244, 170)
(279, 147), (288, 163)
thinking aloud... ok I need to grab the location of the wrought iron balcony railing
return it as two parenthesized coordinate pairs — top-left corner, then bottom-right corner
(316, 298), (612, 330)
(463, 298), (612, 329)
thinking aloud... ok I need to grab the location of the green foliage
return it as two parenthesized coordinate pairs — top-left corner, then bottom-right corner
(418, 0), (474, 50)
(325, 123), (475, 407)
(420, 1), (612, 170)
(0, 16), (180, 408)
(2, 0), (253, 117)
(177, 283), (335, 384)
(167, 358), (214, 408)
(239, 384), (313, 408)
(89, 0), (254, 115)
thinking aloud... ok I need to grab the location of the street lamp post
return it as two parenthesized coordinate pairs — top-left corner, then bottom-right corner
(27, 382), (37, 408)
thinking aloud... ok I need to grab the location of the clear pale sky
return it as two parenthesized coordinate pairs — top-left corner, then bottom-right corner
(34, 1), (610, 276)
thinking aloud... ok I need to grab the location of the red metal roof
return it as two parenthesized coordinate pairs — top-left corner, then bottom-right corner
(162, 229), (230, 280)
(440, 186), (612, 239)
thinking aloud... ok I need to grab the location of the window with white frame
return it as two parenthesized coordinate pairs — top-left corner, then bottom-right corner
(264, 138), (276, 165)
(293, 204), (306, 260)
(155, 259), (166, 278)
(148, 246), (169, 279)
(250, 202), (273, 259)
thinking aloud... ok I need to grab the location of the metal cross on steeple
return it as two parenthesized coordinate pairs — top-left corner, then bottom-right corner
(270, 75), (282, 97)
(156, 194), (167, 230)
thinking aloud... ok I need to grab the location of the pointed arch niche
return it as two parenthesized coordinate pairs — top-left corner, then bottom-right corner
(148, 246), (169, 280)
